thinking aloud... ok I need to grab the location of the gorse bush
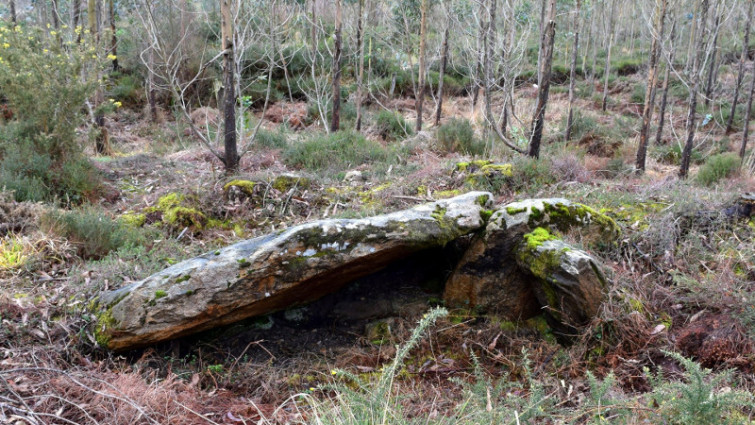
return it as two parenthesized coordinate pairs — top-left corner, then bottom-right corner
(0, 24), (104, 203)
(375, 109), (413, 141)
(436, 118), (485, 155)
(284, 130), (392, 171)
(696, 153), (740, 186)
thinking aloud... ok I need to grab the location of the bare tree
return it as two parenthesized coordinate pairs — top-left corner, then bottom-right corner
(601, 0), (616, 112)
(742, 41), (755, 160)
(355, 0), (366, 131)
(680, 0), (709, 179)
(565, 0), (582, 142)
(109, 0), (118, 71)
(221, 0), (238, 171)
(655, 19), (676, 146)
(415, 0), (428, 132)
(331, 0), (342, 132)
(727, 0), (753, 134)
(528, 0), (556, 158)
(703, 6), (721, 107)
(9, 0), (16, 24)
(636, 0), (668, 172)
(434, 23), (449, 126)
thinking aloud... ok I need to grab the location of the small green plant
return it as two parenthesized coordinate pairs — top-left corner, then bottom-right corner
(695, 153), (740, 186)
(562, 109), (598, 141)
(436, 118), (485, 155)
(375, 109), (413, 141)
(0, 236), (34, 272)
(284, 130), (394, 171)
(630, 83), (646, 104)
(648, 351), (754, 425)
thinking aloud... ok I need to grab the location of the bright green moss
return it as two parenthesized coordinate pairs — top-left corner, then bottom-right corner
(119, 211), (146, 227)
(523, 227), (558, 250)
(435, 189), (461, 199)
(273, 175), (311, 192)
(455, 160), (492, 172)
(223, 180), (256, 195)
(154, 290), (168, 299)
(163, 206), (206, 229)
(480, 163), (513, 177)
(506, 206), (527, 215)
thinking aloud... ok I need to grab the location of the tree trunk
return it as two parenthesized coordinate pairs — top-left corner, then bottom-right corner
(727, 1), (753, 134)
(148, 47), (157, 123)
(537, 0), (547, 85)
(655, 20), (676, 146)
(685, 2), (697, 73)
(529, 0), (556, 159)
(9, 0), (15, 24)
(635, 0), (667, 172)
(565, 0), (581, 142)
(109, 0), (118, 71)
(483, 0), (497, 139)
(415, 0), (428, 132)
(73, 0), (81, 42)
(221, 0), (238, 172)
(435, 24), (450, 126)
(51, 0), (60, 29)
(90, 0), (108, 155)
(330, 0), (342, 133)
(704, 12), (720, 107)
(741, 44), (755, 159)
(601, 0), (616, 112)
(582, 5), (592, 81)
(355, 0), (365, 131)
(472, 1), (485, 108)
(680, 0), (709, 179)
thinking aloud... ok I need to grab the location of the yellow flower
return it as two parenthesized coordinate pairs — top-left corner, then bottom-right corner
(2, 43), (8, 49)
(43, 49), (48, 53)
(107, 54), (117, 61)
(50, 31), (57, 36)
(114, 101), (122, 108)
(62, 25), (68, 29)
(74, 26), (82, 34)
(331, 370), (337, 375)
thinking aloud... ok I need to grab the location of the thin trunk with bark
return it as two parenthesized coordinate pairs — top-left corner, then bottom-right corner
(601, 0), (616, 112)
(636, 0), (667, 172)
(529, 0), (556, 158)
(330, 0), (342, 132)
(655, 20), (676, 146)
(472, 1), (485, 108)
(9, 0), (16, 24)
(355, 0), (365, 131)
(565, 0), (581, 142)
(704, 12), (720, 107)
(221, 0), (238, 171)
(435, 24), (450, 126)
(680, 0), (709, 179)
(742, 45), (755, 159)
(727, 1), (753, 134)
(415, 0), (428, 132)
(109, 0), (118, 71)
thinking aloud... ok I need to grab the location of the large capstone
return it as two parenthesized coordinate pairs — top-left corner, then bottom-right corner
(93, 192), (493, 351)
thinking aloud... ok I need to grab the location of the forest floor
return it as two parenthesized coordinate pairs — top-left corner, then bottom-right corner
(2, 68), (755, 424)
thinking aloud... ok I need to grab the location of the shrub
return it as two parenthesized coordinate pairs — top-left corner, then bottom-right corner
(375, 110), (413, 141)
(652, 143), (704, 166)
(284, 130), (391, 171)
(107, 72), (143, 107)
(695, 153), (740, 186)
(254, 127), (288, 149)
(508, 155), (557, 193)
(41, 207), (135, 260)
(631, 83), (646, 104)
(0, 24), (103, 204)
(562, 110), (598, 142)
(307, 100), (357, 126)
(436, 118), (485, 155)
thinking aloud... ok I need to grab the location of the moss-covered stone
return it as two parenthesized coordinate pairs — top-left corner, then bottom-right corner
(480, 163), (513, 177)
(273, 174), (311, 192)
(455, 160), (492, 172)
(223, 180), (257, 195)
(522, 227), (559, 250)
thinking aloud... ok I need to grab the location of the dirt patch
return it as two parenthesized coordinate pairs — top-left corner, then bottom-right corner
(0, 193), (42, 236)
(263, 101), (308, 129)
(578, 134), (621, 158)
(675, 313), (754, 371)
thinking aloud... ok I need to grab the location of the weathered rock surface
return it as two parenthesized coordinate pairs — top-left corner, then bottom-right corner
(94, 192), (493, 351)
(516, 236), (607, 337)
(443, 198), (618, 325)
